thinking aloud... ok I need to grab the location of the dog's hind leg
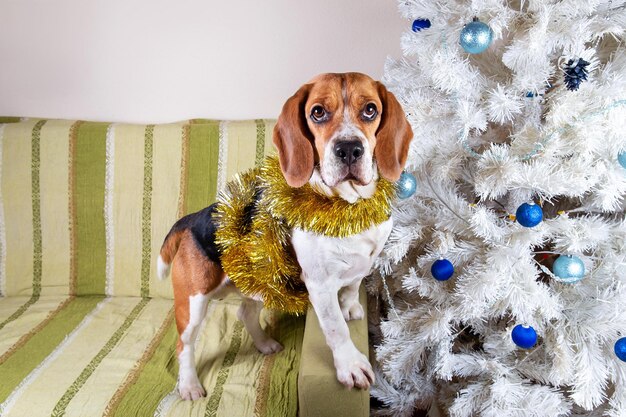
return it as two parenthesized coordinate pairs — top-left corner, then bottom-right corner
(172, 231), (224, 401)
(237, 298), (283, 354)
(175, 292), (209, 401)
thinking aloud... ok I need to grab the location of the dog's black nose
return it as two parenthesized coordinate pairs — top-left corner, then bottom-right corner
(334, 140), (364, 165)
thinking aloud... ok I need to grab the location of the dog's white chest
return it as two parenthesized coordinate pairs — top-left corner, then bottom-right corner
(291, 217), (393, 287)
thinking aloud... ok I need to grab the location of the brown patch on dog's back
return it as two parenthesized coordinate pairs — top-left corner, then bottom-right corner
(160, 229), (184, 265)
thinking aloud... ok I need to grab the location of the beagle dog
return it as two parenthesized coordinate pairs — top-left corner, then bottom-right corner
(158, 72), (412, 400)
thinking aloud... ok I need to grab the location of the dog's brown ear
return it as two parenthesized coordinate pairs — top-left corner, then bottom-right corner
(374, 82), (413, 181)
(273, 84), (315, 187)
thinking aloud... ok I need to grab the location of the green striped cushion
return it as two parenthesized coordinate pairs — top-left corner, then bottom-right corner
(0, 118), (277, 299)
(0, 295), (303, 416)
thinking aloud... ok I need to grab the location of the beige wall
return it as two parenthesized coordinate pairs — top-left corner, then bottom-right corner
(0, 0), (405, 123)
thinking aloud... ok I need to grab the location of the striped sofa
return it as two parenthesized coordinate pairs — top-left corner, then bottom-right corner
(0, 118), (370, 417)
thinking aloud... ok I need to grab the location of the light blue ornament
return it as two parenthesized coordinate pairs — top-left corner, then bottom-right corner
(618, 151), (626, 169)
(615, 337), (626, 362)
(396, 171), (417, 199)
(460, 18), (493, 54)
(552, 255), (585, 283)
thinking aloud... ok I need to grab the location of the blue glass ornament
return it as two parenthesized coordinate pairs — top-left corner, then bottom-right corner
(618, 151), (626, 169)
(431, 259), (454, 281)
(396, 171), (417, 199)
(512, 324), (537, 349)
(412, 19), (431, 32)
(552, 255), (585, 283)
(459, 18), (493, 54)
(516, 202), (543, 227)
(615, 337), (626, 362)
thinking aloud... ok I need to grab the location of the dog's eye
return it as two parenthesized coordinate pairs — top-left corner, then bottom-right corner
(310, 105), (327, 123)
(362, 103), (378, 121)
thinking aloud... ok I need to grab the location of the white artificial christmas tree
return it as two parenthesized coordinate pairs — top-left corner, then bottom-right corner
(369, 1), (626, 416)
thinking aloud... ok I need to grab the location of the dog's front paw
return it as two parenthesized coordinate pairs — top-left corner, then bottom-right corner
(254, 337), (284, 355)
(341, 301), (364, 322)
(178, 377), (206, 401)
(334, 347), (374, 389)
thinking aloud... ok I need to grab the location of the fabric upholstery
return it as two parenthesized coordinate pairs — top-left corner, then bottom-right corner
(0, 118), (275, 299)
(0, 117), (370, 417)
(298, 286), (370, 417)
(0, 295), (304, 417)
(0, 118), (308, 417)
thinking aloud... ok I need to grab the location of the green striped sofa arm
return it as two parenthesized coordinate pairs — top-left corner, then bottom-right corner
(298, 286), (370, 417)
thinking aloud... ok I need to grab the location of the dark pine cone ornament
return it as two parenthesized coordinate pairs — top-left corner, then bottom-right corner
(563, 58), (590, 91)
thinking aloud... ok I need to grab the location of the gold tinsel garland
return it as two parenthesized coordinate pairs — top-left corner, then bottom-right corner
(214, 157), (395, 314)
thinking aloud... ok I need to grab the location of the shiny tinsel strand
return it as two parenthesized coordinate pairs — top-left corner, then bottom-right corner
(261, 157), (395, 238)
(214, 157), (394, 314)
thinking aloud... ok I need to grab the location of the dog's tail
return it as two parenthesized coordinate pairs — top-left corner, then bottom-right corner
(157, 226), (184, 280)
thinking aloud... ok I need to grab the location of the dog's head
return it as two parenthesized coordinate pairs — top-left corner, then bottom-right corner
(273, 72), (413, 189)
